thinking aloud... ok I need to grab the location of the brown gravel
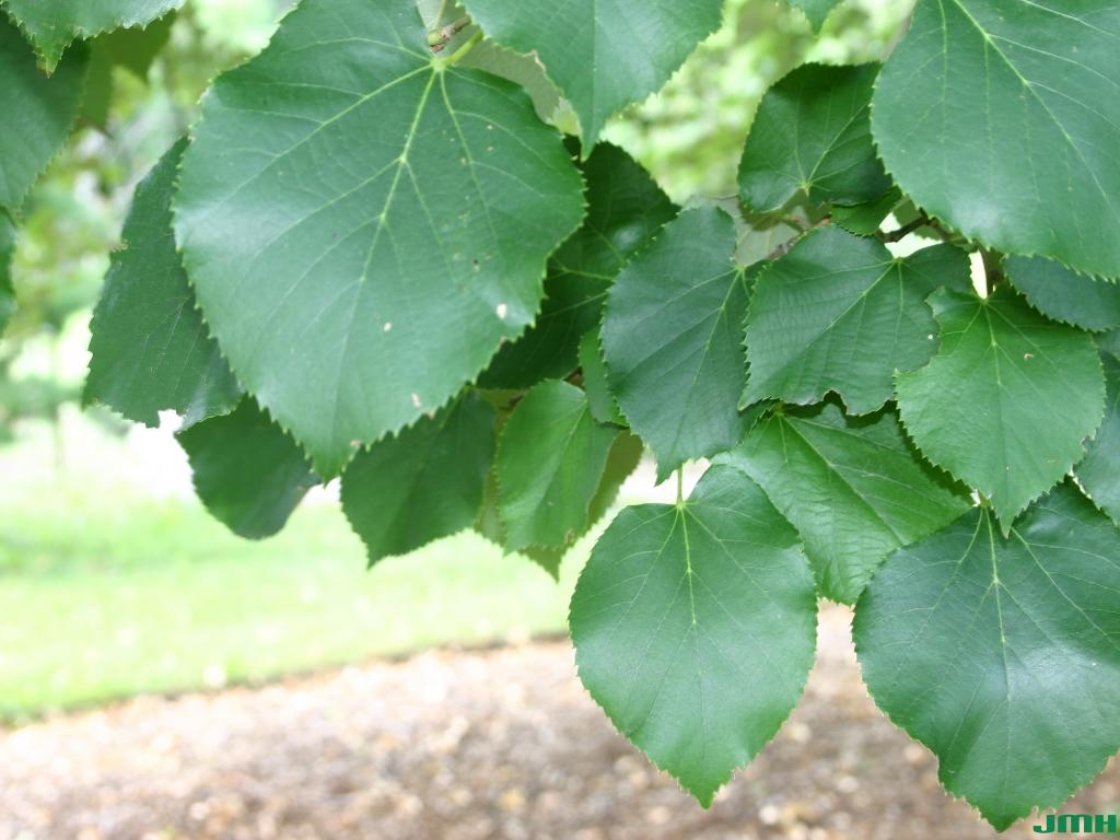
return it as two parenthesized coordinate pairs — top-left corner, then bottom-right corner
(1, 605), (1116, 840)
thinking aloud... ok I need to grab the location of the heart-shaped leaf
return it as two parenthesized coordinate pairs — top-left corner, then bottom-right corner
(571, 465), (817, 805)
(175, 0), (585, 476)
(854, 484), (1120, 829)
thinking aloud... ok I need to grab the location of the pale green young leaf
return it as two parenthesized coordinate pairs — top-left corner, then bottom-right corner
(744, 228), (971, 414)
(341, 393), (495, 566)
(0, 16), (88, 211)
(175, 0), (585, 478)
(1005, 255), (1120, 333)
(739, 64), (890, 214)
(497, 380), (616, 552)
(176, 398), (319, 540)
(481, 142), (676, 389)
(872, 0), (1120, 277)
(602, 206), (749, 480)
(717, 402), (971, 604)
(711, 198), (802, 268)
(459, 0), (723, 147)
(854, 485), (1120, 830)
(0, 0), (181, 72)
(571, 466), (817, 805)
(460, 42), (560, 124)
(896, 287), (1106, 529)
(85, 139), (241, 429)
(1077, 353), (1120, 525)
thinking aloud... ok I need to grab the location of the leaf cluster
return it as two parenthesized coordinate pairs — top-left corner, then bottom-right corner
(4, 0), (1119, 829)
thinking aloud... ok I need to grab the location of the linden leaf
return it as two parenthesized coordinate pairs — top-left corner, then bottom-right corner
(175, 0), (585, 477)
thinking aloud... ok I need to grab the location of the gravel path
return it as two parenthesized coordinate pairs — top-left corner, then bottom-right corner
(1, 606), (1116, 840)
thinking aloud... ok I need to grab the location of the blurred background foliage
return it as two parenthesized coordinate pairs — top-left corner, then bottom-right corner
(606, 0), (910, 201)
(0, 0), (910, 718)
(1, 0), (291, 444)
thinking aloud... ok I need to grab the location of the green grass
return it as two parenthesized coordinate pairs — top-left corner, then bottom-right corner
(0, 413), (595, 721)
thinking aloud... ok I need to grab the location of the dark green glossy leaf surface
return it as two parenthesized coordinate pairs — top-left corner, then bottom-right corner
(718, 402), (970, 604)
(1005, 255), (1120, 333)
(854, 485), (1120, 829)
(341, 393), (495, 566)
(497, 379), (616, 552)
(460, 0), (723, 147)
(0, 0), (181, 71)
(86, 139), (241, 428)
(176, 398), (318, 540)
(872, 0), (1120, 277)
(739, 64), (890, 214)
(1077, 353), (1120, 525)
(831, 187), (901, 237)
(896, 287), (1106, 529)
(175, 0), (585, 477)
(481, 143), (676, 389)
(744, 228), (971, 414)
(0, 16), (88, 211)
(571, 465), (817, 805)
(602, 206), (748, 480)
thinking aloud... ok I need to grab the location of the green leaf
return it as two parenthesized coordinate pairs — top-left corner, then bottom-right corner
(1005, 255), (1120, 333)
(175, 0), (585, 478)
(95, 9), (175, 79)
(460, 0), (723, 147)
(83, 9), (176, 123)
(0, 0), (182, 72)
(1077, 353), (1120, 525)
(481, 142), (676, 389)
(579, 330), (623, 426)
(712, 198), (802, 268)
(585, 430), (644, 526)
(744, 228), (971, 414)
(785, 0), (842, 30)
(872, 0), (1120, 278)
(86, 139), (241, 428)
(522, 430), (644, 579)
(0, 211), (15, 332)
(497, 379), (616, 552)
(80, 46), (113, 129)
(739, 64), (890, 214)
(602, 206), (749, 480)
(853, 485), (1120, 830)
(1100, 330), (1120, 359)
(896, 287), (1106, 529)
(341, 393), (495, 566)
(0, 16), (88, 211)
(717, 402), (971, 604)
(176, 398), (319, 540)
(460, 41), (561, 124)
(831, 187), (902, 237)
(570, 465), (817, 805)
